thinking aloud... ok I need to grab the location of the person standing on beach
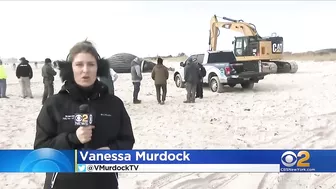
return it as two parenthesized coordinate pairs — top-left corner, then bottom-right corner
(195, 62), (206, 99)
(130, 57), (143, 104)
(0, 60), (9, 98)
(99, 67), (118, 95)
(16, 57), (33, 98)
(33, 40), (135, 189)
(151, 57), (169, 104)
(53, 61), (58, 68)
(183, 58), (199, 103)
(110, 67), (118, 83)
(41, 58), (57, 105)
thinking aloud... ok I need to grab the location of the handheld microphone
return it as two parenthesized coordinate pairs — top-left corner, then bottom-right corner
(74, 104), (93, 149)
(79, 104), (89, 115)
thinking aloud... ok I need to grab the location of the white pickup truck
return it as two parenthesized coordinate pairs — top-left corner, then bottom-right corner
(173, 51), (270, 93)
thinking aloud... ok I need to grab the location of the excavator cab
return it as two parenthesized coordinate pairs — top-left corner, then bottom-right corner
(233, 36), (284, 60)
(233, 36), (259, 57)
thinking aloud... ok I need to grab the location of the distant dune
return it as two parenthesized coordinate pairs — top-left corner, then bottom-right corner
(283, 48), (336, 61)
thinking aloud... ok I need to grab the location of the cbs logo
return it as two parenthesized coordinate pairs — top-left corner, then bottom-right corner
(75, 114), (88, 122)
(75, 114), (89, 122)
(20, 148), (73, 172)
(281, 151), (310, 167)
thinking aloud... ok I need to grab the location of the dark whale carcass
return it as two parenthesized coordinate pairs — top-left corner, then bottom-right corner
(107, 53), (156, 73)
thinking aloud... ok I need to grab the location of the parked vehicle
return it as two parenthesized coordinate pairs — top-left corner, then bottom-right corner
(173, 51), (270, 93)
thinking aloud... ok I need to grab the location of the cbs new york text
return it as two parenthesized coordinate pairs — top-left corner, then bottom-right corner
(78, 164), (140, 172)
(280, 167), (316, 172)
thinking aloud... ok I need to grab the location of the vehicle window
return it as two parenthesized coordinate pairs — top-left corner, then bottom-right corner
(184, 56), (191, 63)
(185, 55), (197, 63)
(207, 52), (236, 63)
(243, 38), (248, 50)
(235, 38), (243, 56)
(196, 54), (205, 64)
(235, 38), (243, 48)
(236, 49), (242, 56)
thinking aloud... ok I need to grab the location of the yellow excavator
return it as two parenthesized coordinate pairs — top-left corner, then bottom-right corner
(209, 15), (298, 74)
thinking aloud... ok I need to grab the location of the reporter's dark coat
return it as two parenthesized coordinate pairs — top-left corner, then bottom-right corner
(33, 58), (135, 189)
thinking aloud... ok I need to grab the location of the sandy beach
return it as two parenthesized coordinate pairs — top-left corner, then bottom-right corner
(1, 60), (336, 189)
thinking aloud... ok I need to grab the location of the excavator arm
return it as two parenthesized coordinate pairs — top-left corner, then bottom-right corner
(209, 15), (260, 51)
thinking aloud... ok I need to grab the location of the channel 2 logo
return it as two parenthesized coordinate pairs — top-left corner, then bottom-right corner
(281, 151), (310, 167)
(74, 113), (92, 126)
(19, 148), (73, 172)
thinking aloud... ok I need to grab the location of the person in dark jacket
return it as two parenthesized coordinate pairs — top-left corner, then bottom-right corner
(16, 57), (33, 98)
(195, 62), (206, 99)
(41, 58), (57, 105)
(99, 67), (118, 95)
(183, 58), (199, 103)
(130, 57), (143, 104)
(33, 40), (135, 189)
(53, 61), (58, 68)
(151, 57), (169, 104)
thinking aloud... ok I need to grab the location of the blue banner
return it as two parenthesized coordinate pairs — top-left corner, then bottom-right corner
(74, 149), (336, 172)
(0, 148), (334, 172)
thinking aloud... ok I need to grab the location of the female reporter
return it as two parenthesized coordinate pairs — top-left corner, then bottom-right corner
(33, 40), (135, 189)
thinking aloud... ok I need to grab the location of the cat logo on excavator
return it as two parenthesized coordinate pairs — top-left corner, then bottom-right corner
(272, 43), (283, 53)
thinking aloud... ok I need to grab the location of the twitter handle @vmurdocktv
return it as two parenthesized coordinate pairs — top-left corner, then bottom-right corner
(76, 164), (140, 172)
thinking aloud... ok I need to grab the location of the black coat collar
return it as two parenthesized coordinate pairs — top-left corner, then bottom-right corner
(59, 80), (109, 102)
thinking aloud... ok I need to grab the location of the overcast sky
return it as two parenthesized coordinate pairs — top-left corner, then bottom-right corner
(0, 1), (334, 61)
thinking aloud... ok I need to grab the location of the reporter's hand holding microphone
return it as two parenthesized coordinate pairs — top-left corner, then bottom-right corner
(76, 125), (95, 144)
(75, 104), (95, 148)
(74, 104), (109, 149)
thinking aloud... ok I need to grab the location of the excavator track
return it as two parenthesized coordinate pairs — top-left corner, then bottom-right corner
(288, 61), (299, 73)
(261, 62), (278, 74)
(273, 61), (298, 74)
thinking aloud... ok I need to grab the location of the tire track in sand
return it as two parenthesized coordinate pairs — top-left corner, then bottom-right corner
(135, 173), (238, 189)
(135, 173), (194, 189)
(170, 173), (238, 189)
(257, 115), (336, 189)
